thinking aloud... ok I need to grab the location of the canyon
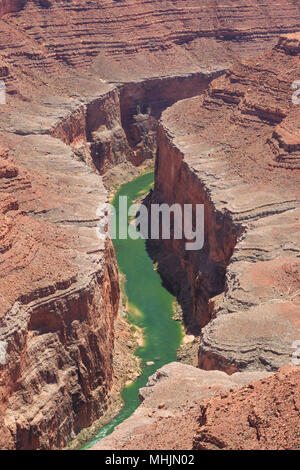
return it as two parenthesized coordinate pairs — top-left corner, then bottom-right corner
(93, 32), (300, 450)
(152, 33), (300, 372)
(0, 0), (299, 450)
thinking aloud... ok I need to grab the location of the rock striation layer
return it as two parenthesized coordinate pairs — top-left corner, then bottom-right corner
(0, 0), (300, 95)
(0, 0), (300, 451)
(193, 366), (300, 450)
(0, 131), (120, 449)
(151, 34), (300, 372)
(93, 364), (299, 450)
(0, 20), (220, 453)
(92, 362), (270, 450)
(0, 67), (130, 448)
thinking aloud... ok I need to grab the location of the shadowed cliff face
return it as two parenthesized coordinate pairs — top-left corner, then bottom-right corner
(90, 34), (300, 451)
(151, 34), (300, 372)
(0, 0), (300, 451)
(150, 127), (242, 333)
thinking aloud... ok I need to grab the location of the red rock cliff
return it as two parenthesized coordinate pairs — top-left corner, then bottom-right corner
(0, 0), (300, 451)
(0, 130), (120, 449)
(151, 34), (300, 372)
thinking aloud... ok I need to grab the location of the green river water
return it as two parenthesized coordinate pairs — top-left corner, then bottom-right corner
(82, 171), (182, 449)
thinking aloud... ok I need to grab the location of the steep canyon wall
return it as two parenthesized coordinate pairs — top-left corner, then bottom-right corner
(151, 34), (300, 372)
(0, 62), (220, 450)
(92, 33), (300, 451)
(0, 0), (300, 450)
(0, 131), (120, 449)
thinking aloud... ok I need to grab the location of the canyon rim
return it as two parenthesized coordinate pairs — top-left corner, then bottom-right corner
(0, 0), (299, 452)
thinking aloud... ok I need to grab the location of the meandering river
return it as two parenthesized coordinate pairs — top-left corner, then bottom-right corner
(83, 171), (182, 449)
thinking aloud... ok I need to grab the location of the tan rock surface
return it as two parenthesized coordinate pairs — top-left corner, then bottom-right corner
(0, 0), (300, 450)
(193, 366), (300, 450)
(92, 362), (270, 450)
(151, 34), (300, 372)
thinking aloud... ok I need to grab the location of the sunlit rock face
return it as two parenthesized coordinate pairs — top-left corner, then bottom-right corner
(151, 34), (300, 371)
(93, 33), (300, 452)
(0, 0), (300, 450)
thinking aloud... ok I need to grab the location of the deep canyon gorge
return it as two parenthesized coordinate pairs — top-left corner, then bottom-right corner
(0, 0), (299, 451)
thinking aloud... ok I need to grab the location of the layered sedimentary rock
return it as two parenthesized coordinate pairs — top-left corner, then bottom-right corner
(2, 0), (300, 81)
(0, 130), (120, 449)
(0, 5), (222, 449)
(92, 362), (270, 450)
(0, 0), (300, 451)
(93, 30), (300, 451)
(151, 34), (300, 372)
(193, 366), (300, 450)
(0, 13), (222, 452)
(93, 364), (299, 450)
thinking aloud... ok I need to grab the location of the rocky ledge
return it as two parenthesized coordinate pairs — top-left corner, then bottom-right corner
(0, 130), (120, 449)
(90, 34), (300, 451)
(151, 34), (300, 372)
(92, 362), (270, 450)
(93, 362), (299, 450)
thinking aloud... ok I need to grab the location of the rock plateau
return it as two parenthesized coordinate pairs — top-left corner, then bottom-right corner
(0, 0), (299, 450)
(94, 33), (300, 450)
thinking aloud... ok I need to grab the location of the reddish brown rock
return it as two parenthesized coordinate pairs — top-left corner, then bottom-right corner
(0, 1), (300, 103)
(193, 366), (300, 450)
(0, 133), (120, 449)
(0, 0), (300, 451)
(151, 34), (300, 372)
(98, 364), (299, 450)
(2, 0), (300, 81)
(92, 362), (270, 450)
